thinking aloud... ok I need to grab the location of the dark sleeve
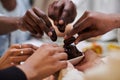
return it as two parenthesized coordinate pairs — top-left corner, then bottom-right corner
(0, 66), (27, 80)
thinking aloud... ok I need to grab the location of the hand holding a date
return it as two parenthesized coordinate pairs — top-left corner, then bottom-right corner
(48, 0), (77, 32)
(65, 11), (120, 44)
(18, 7), (57, 41)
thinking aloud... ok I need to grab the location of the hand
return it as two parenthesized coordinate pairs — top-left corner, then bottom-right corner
(18, 44), (68, 80)
(65, 11), (120, 44)
(19, 7), (57, 41)
(0, 44), (38, 70)
(75, 50), (100, 72)
(1, 0), (16, 11)
(48, 0), (77, 32)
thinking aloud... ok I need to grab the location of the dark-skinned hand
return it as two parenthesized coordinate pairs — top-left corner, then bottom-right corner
(19, 7), (57, 41)
(65, 11), (120, 44)
(48, 0), (77, 32)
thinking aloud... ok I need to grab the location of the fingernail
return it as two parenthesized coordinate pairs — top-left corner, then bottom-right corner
(59, 19), (64, 25)
(48, 32), (52, 36)
(64, 35), (67, 39)
(54, 21), (58, 25)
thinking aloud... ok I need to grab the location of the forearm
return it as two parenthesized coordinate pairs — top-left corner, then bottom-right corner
(0, 16), (20, 35)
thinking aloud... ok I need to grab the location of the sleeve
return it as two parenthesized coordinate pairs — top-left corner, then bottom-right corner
(0, 66), (27, 80)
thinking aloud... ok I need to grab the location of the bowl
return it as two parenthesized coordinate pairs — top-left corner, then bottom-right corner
(69, 53), (84, 65)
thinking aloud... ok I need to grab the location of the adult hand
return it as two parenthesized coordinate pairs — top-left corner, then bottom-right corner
(18, 44), (68, 80)
(19, 7), (57, 41)
(1, 0), (17, 11)
(75, 50), (100, 72)
(48, 0), (77, 32)
(65, 11), (120, 44)
(0, 44), (38, 70)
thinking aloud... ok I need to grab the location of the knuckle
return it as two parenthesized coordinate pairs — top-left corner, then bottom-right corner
(26, 9), (31, 15)
(32, 7), (37, 11)
(41, 44), (49, 47)
(87, 13), (95, 20)
(9, 57), (13, 62)
(63, 53), (68, 59)
(54, 5), (59, 10)
(59, 61), (67, 69)
(28, 48), (34, 53)
(84, 10), (90, 14)
(9, 49), (15, 55)
(10, 44), (17, 48)
(24, 44), (33, 48)
(62, 61), (67, 67)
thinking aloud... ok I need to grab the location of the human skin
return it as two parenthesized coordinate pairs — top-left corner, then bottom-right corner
(0, 44), (38, 70)
(75, 50), (101, 72)
(65, 11), (120, 44)
(48, 0), (77, 32)
(0, 7), (57, 41)
(17, 44), (68, 80)
(1, 0), (17, 11)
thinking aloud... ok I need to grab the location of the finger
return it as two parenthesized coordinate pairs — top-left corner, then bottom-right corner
(49, 47), (65, 55)
(52, 1), (65, 21)
(54, 47), (65, 53)
(64, 17), (92, 39)
(40, 43), (58, 47)
(21, 44), (38, 50)
(26, 9), (44, 35)
(58, 1), (76, 32)
(10, 55), (29, 63)
(33, 7), (53, 29)
(22, 15), (38, 34)
(74, 11), (89, 28)
(57, 61), (68, 70)
(37, 25), (44, 36)
(48, 43), (59, 47)
(48, 1), (60, 21)
(10, 44), (21, 49)
(11, 48), (34, 56)
(54, 52), (68, 60)
(75, 30), (97, 44)
(33, 7), (57, 41)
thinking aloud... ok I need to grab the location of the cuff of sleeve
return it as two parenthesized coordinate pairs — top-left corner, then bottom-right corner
(0, 66), (27, 80)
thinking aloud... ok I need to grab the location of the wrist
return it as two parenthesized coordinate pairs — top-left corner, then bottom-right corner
(16, 17), (26, 31)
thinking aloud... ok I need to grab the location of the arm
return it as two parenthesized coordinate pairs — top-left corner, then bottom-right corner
(0, 44), (67, 80)
(0, 7), (57, 41)
(0, 17), (19, 35)
(65, 11), (120, 44)
(0, 44), (38, 70)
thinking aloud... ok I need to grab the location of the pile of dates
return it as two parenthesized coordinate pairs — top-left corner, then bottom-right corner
(64, 37), (82, 60)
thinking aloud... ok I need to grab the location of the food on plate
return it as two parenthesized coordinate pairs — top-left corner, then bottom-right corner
(64, 44), (83, 60)
(64, 37), (76, 46)
(64, 37), (83, 60)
